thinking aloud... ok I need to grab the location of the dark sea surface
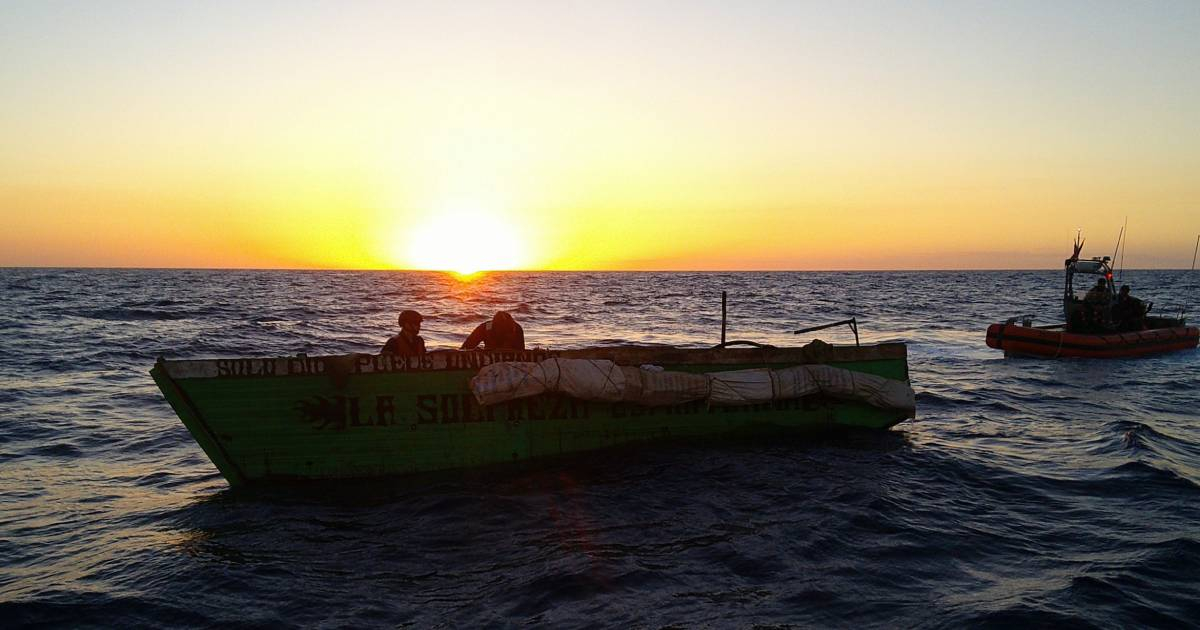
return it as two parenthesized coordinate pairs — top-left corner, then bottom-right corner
(1, 268), (1199, 628)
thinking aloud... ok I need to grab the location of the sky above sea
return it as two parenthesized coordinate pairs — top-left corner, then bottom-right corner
(1, 1), (1198, 270)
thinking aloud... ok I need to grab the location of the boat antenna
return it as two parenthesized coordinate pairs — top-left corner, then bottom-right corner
(1183, 234), (1199, 321)
(1110, 220), (1125, 265)
(1117, 216), (1128, 281)
(1070, 230), (1084, 261)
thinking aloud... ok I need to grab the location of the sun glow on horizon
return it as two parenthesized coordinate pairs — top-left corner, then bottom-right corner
(400, 209), (530, 274)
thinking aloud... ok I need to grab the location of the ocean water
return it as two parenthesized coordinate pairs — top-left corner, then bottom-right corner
(1, 268), (1198, 628)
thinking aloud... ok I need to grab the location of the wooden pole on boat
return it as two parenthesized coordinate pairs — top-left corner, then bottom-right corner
(721, 291), (727, 347)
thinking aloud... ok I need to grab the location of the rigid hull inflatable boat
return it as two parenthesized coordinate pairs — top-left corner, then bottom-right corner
(987, 240), (1198, 358)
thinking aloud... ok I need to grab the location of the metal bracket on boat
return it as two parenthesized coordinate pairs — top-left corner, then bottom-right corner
(793, 318), (860, 347)
(1004, 315), (1035, 327)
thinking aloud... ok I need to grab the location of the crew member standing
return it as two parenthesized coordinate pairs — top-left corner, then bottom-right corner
(382, 310), (426, 355)
(461, 310), (525, 350)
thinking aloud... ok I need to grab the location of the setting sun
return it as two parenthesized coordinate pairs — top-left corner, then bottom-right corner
(401, 209), (530, 274)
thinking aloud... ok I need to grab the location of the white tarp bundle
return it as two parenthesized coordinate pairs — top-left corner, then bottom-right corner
(469, 360), (557, 406)
(773, 365), (915, 412)
(557, 359), (626, 402)
(470, 358), (915, 413)
(470, 358), (627, 406)
(769, 365), (823, 399)
(620, 366), (711, 406)
(707, 368), (774, 405)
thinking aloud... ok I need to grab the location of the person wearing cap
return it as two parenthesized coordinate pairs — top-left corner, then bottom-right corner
(461, 310), (525, 351)
(382, 310), (426, 355)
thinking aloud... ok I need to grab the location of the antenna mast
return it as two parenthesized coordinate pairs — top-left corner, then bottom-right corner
(1117, 217), (1128, 281)
(1110, 220), (1125, 264)
(1182, 234), (1199, 321)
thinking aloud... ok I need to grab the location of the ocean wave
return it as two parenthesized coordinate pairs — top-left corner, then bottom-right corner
(1107, 419), (1176, 450)
(29, 443), (83, 458)
(66, 307), (190, 321)
(430, 311), (494, 325)
(2, 268), (1199, 628)
(1085, 461), (1200, 493)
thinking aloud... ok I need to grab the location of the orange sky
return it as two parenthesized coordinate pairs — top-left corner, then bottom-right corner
(2, 3), (1198, 270)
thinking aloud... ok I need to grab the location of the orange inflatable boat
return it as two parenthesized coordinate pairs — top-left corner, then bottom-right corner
(986, 238), (1198, 358)
(985, 322), (1198, 358)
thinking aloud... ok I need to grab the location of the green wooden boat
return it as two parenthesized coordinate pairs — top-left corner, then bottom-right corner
(151, 343), (913, 487)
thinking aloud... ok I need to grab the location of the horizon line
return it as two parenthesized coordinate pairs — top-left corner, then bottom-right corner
(3, 264), (1198, 273)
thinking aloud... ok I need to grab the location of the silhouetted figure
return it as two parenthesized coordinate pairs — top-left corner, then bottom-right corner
(461, 311), (525, 350)
(1114, 285), (1146, 331)
(1074, 278), (1112, 332)
(382, 310), (426, 355)
(1084, 278), (1109, 304)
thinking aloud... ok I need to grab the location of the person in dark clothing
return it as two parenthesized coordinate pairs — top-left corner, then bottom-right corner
(382, 310), (426, 355)
(1078, 278), (1112, 332)
(1114, 285), (1146, 331)
(461, 310), (525, 350)
(1084, 278), (1109, 304)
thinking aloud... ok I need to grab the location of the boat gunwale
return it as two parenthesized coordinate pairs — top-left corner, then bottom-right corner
(158, 342), (909, 381)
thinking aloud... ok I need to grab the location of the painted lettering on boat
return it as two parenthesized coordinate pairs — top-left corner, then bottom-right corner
(349, 351), (557, 375)
(299, 392), (596, 430)
(414, 393), (587, 424)
(297, 390), (827, 431)
(356, 354), (435, 373)
(296, 395), (398, 430)
(217, 358), (277, 377)
(213, 350), (561, 379)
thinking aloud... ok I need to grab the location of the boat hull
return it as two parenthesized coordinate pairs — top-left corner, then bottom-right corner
(151, 345), (912, 487)
(985, 323), (1199, 358)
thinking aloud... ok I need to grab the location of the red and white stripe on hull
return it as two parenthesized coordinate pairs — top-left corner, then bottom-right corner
(985, 324), (1199, 359)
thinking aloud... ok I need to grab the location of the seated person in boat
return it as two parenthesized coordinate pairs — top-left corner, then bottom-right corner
(1084, 278), (1110, 304)
(1072, 278), (1112, 332)
(1114, 285), (1146, 331)
(461, 310), (525, 350)
(382, 309), (426, 355)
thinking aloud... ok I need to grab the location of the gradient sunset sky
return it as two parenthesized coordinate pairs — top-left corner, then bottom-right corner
(2, 1), (1197, 270)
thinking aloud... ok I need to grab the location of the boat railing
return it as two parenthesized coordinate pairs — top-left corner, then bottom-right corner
(1004, 315), (1066, 330)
